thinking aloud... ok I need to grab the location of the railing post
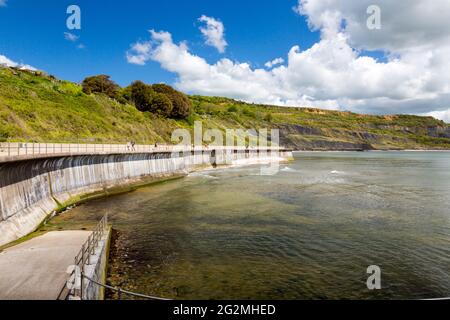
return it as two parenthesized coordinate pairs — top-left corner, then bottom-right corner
(80, 272), (84, 300)
(88, 237), (92, 265)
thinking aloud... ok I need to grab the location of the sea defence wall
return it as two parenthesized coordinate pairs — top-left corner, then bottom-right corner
(0, 148), (292, 246)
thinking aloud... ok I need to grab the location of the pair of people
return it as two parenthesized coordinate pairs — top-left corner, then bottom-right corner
(127, 141), (136, 151)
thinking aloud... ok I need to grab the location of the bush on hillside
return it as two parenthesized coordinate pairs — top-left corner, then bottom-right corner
(119, 85), (133, 104)
(82, 75), (120, 99)
(227, 105), (238, 113)
(264, 113), (273, 122)
(128, 81), (173, 117)
(151, 93), (173, 116)
(242, 108), (257, 118)
(152, 83), (192, 119)
(129, 81), (154, 112)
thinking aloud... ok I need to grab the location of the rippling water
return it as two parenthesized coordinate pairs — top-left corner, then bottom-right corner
(50, 151), (450, 299)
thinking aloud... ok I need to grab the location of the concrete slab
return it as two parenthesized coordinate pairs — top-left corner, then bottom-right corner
(0, 231), (91, 300)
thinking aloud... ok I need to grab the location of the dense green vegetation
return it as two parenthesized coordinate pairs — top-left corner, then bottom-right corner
(82, 75), (193, 119)
(0, 68), (186, 143)
(1, 66), (449, 150)
(82, 75), (120, 100)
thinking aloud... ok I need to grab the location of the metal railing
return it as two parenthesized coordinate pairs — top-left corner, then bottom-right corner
(81, 274), (172, 301)
(65, 213), (171, 301)
(0, 142), (175, 158)
(0, 142), (285, 160)
(70, 213), (109, 300)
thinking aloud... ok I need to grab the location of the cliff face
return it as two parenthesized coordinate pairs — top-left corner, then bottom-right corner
(277, 123), (450, 151)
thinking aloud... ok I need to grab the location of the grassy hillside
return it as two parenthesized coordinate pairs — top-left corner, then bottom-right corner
(0, 67), (190, 143)
(1, 66), (449, 150)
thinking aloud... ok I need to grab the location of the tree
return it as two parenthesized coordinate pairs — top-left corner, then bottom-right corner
(119, 85), (133, 104)
(152, 83), (192, 119)
(129, 81), (154, 112)
(151, 93), (173, 116)
(82, 75), (120, 99)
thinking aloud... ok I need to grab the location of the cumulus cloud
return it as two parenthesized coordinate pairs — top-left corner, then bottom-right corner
(0, 54), (36, 71)
(126, 41), (152, 65)
(126, 2), (450, 121)
(295, 0), (450, 53)
(265, 58), (284, 69)
(198, 15), (228, 53)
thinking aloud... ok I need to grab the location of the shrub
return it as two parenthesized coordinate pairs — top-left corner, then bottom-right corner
(151, 93), (173, 116)
(82, 75), (120, 99)
(227, 105), (238, 113)
(242, 108), (256, 118)
(129, 81), (154, 112)
(118, 86), (133, 104)
(152, 83), (192, 119)
(185, 114), (196, 126)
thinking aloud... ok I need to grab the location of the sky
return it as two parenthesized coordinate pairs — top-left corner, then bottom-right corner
(1, 0), (450, 122)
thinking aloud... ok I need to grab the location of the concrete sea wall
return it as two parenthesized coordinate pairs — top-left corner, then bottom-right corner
(0, 149), (292, 246)
(80, 227), (112, 301)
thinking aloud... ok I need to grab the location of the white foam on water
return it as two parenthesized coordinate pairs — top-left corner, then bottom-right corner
(281, 167), (298, 173)
(187, 172), (218, 179)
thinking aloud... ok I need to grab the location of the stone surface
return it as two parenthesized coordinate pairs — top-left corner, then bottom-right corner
(0, 231), (90, 300)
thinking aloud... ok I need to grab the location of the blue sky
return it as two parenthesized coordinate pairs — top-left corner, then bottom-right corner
(1, 0), (450, 121)
(0, 0), (319, 86)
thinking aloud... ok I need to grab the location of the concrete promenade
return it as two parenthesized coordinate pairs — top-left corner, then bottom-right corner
(0, 231), (91, 300)
(0, 142), (286, 164)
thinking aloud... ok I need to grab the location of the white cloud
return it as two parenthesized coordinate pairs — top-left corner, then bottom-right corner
(265, 58), (284, 69)
(64, 32), (79, 42)
(422, 109), (450, 123)
(295, 0), (450, 53)
(126, 2), (450, 117)
(0, 54), (36, 71)
(0, 0), (7, 7)
(198, 15), (228, 53)
(126, 41), (152, 65)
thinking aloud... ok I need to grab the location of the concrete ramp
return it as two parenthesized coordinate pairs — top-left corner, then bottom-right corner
(0, 231), (91, 300)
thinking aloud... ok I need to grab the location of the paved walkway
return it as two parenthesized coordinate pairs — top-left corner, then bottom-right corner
(0, 142), (286, 163)
(0, 231), (91, 300)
